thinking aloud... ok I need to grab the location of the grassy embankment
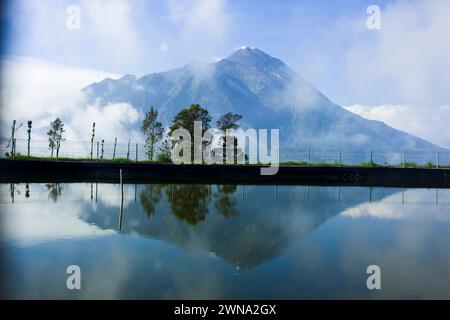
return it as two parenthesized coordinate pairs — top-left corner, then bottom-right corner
(5, 154), (449, 168)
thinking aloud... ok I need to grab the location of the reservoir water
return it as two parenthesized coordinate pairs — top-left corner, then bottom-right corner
(1, 183), (449, 299)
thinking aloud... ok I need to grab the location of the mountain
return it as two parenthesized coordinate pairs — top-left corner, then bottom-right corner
(82, 47), (442, 151)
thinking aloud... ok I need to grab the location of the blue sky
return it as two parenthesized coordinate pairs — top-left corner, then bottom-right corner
(1, 0), (450, 147)
(0, 0), (403, 105)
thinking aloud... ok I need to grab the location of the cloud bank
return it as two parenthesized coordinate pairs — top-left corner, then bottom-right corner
(345, 104), (450, 149)
(344, 0), (450, 106)
(0, 57), (143, 148)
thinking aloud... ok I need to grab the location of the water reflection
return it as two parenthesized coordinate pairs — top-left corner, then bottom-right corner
(3, 183), (382, 268)
(139, 184), (240, 223)
(1, 183), (450, 299)
(167, 184), (211, 225)
(214, 185), (239, 217)
(139, 184), (163, 218)
(45, 183), (63, 202)
(8, 183), (402, 269)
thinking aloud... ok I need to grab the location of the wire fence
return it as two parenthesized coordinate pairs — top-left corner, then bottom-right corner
(1, 137), (450, 167)
(1, 138), (149, 161)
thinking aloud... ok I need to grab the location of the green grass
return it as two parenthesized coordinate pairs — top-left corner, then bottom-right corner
(359, 161), (382, 167)
(279, 161), (308, 166)
(403, 162), (418, 168)
(4, 154), (449, 169)
(9, 154), (154, 163)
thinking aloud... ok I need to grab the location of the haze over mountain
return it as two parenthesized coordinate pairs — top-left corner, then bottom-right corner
(82, 47), (442, 151)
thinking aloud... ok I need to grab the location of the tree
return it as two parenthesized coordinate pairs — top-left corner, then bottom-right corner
(141, 106), (163, 160)
(217, 112), (242, 163)
(217, 112), (242, 132)
(169, 104), (212, 162)
(56, 125), (65, 159)
(156, 138), (172, 163)
(169, 104), (212, 137)
(48, 118), (64, 158)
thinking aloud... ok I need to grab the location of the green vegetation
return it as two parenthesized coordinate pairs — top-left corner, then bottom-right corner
(403, 162), (418, 168)
(11, 154), (134, 163)
(4, 154), (449, 169)
(168, 104), (212, 162)
(216, 112), (242, 162)
(156, 139), (172, 163)
(279, 161), (308, 166)
(169, 104), (212, 137)
(141, 106), (163, 160)
(6, 105), (449, 170)
(360, 161), (385, 167)
(47, 118), (64, 159)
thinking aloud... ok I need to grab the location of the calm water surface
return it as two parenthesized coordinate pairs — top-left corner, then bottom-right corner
(1, 183), (449, 299)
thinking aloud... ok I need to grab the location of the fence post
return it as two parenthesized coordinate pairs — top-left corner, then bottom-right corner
(339, 150), (342, 167)
(127, 140), (131, 160)
(10, 120), (16, 156)
(101, 140), (104, 159)
(118, 169), (124, 231)
(96, 141), (99, 160)
(113, 137), (117, 159)
(370, 150), (373, 167)
(90, 123), (95, 159)
(403, 151), (405, 168)
(27, 120), (32, 157)
(135, 143), (139, 162)
(307, 148), (310, 167)
(436, 151), (439, 169)
(12, 138), (16, 159)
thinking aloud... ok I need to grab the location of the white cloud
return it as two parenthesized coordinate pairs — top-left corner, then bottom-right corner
(167, 0), (228, 35)
(0, 182), (139, 245)
(81, 0), (139, 62)
(160, 40), (169, 51)
(345, 104), (450, 149)
(5, 0), (144, 73)
(166, 0), (231, 61)
(344, 0), (450, 106)
(341, 188), (450, 221)
(212, 56), (224, 63)
(235, 45), (254, 50)
(0, 183), (116, 245)
(0, 57), (143, 153)
(69, 102), (141, 142)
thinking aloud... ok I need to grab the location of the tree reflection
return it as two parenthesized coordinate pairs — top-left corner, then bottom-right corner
(139, 184), (164, 218)
(138, 184), (240, 224)
(25, 183), (30, 198)
(166, 184), (211, 225)
(46, 183), (62, 202)
(10, 183), (15, 203)
(82, 184), (372, 269)
(214, 185), (239, 217)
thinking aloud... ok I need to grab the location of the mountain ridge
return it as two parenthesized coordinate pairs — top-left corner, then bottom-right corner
(82, 47), (444, 151)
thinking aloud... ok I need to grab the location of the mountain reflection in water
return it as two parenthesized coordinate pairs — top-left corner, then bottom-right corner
(1, 183), (449, 299)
